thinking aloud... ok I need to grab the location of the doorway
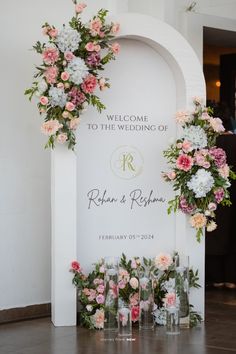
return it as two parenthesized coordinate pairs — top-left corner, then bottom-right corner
(203, 27), (236, 291)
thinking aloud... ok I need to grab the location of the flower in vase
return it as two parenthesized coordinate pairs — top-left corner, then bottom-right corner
(96, 294), (105, 304)
(129, 277), (139, 290)
(91, 309), (104, 329)
(164, 292), (176, 308)
(154, 253), (173, 271)
(131, 306), (140, 322)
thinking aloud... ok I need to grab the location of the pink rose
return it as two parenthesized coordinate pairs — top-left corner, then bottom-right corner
(190, 213), (207, 229)
(57, 133), (67, 144)
(44, 66), (58, 84)
(94, 44), (101, 52)
(176, 154), (193, 172)
(42, 47), (59, 65)
(131, 306), (139, 322)
(64, 51), (75, 61)
(40, 96), (48, 105)
(81, 74), (97, 94)
(89, 18), (102, 36)
(129, 293), (139, 307)
(66, 102), (75, 111)
(164, 292), (176, 308)
(154, 253), (173, 271)
(41, 119), (62, 136)
(69, 118), (80, 130)
(61, 72), (70, 81)
(85, 42), (95, 51)
(129, 277), (139, 290)
(48, 28), (58, 38)
(111, 23), (120, 34)
(111, 42), (120, 54)
(208, 202), (217, 211)
(71, 260), (81, 272)
(75, 2), (87, 13)
(118, 280), (126, 289)
(96, 294), (105, 304)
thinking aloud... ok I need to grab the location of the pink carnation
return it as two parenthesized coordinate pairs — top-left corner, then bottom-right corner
(179, 196), (196, 214)
(44, 66), (58, 84)
(81, 75), (97, 93)
(41, 119), (62, 136)
(96, 294), (105, 304)
(176, 154), (193, 172)
(209, 147), (226, 168)
(89, 18), (102, 36)
(214, 188), (225, 204)
(42, 47), (59, 65)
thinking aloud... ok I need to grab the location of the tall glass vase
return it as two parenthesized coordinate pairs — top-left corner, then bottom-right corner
(139, 267), (154, 330)
(118, 299), (132, 337)
(104, 257), (119, 332)
(174, 253), (190, 328)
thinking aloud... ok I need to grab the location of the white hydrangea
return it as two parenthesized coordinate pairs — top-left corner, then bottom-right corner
(153, 307), (166, 326)
(187, 169), (214, 198)
(56, 28), (81, 53)
(49, 86), (68, 108)
(66, 57), (88, 85)
(37, 79), (48, 94)
(183, 125), (207, 151)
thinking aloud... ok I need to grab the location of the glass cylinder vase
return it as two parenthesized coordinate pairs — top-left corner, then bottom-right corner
(139, 268), (154, 330)
(104, 257), (119, 332)
(174, 254), (190, 328)
(166, 307), (180, 335)
(118, 300), (132, 337)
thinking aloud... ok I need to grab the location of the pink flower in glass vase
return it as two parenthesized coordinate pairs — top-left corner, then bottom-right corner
(97, 284), (105, 294)
(164, 292), (176, 308)
(176, 154), (193, 172)
(154, 253), (173, 271)
(92, 309), (104, 329)
(131, 306), (140, 322)
(96, 294), (105, 304)
(129, 292), (139, 307)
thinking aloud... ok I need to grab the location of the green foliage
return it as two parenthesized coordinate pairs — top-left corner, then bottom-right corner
(89, 95), (106, 113)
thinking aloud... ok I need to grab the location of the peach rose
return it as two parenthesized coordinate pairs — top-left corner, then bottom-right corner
(48, 28), (58, 38)
(57, 133), (67, 144)
(85, 42), (95, 51)
(190, 213), (207, 229)
(94, 44), (101, 52)
(111, 42), (120, 54)
(41, 119), (62, 136)
(155, 253), (173, 271)
(129, 277), (139, 290)
(111, 23), (120, 34)
(89, 18), (102, 36)
(69, 118), (80, 130)
(64, 51), (74, 61)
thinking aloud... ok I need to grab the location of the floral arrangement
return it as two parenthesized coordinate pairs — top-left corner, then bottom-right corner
(163, 98), (236, 242)
(25, 1), (120, 150)
(70, 253), (201, 329)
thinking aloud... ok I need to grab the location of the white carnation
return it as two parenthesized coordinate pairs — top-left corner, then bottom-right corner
(56, 27), (81, 53)
(187, 169), (214, 198)
(66, 57), (88, 85)
(183, 125), (207, 151)
(49, 86), (68, 108)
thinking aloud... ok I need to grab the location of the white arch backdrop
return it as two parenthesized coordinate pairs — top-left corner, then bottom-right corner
(51, 13), (205, 326)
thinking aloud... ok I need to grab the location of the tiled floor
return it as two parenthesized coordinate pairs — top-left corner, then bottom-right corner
(0, 288), (236, 354)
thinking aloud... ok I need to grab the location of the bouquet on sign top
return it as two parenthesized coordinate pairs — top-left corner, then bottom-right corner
(25, 1), (120, 150)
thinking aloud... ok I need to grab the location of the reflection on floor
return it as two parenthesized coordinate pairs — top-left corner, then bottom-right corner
(0, 288), (236, 354)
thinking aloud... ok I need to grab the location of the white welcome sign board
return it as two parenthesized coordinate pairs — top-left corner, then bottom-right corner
(51, 14), (205, 326)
